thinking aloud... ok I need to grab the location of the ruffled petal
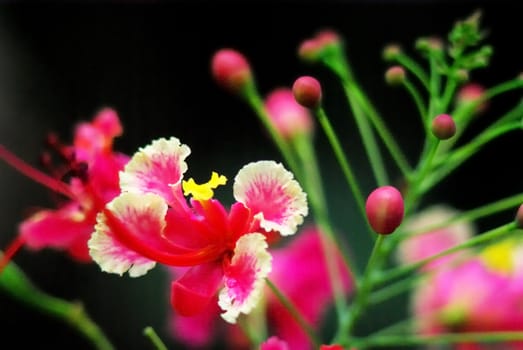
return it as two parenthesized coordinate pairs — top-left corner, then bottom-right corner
(88, 211), (156, 277)
(233, 161), (308, 236)
(119, 137), (190, 205)
(218, 233), (272, 323)
(98, 192), (221, 266)
(171, 261), (223, 316)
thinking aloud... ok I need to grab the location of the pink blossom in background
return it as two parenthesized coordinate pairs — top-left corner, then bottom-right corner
(412, 255), (523, 349)
(397, 205), (475, 271)
(1, 108), (129, 263)
(168, 226), (353, 350)
(264, 88), (314, 139)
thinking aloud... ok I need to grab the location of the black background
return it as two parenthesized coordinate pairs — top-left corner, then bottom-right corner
(0, 1), (521, 349)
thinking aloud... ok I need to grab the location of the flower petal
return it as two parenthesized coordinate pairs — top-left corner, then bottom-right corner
(119, 137), (191, 205)
(97, 192), (221, 267)
(20, 203), (94, 262)
(171, 262), (223, 316)
(218, 233), (272, 323)
(233, 161), (308, 236)
(89, 212), (156, 277)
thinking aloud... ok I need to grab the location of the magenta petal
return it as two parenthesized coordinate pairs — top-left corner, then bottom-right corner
(20, 203), (92, 252)
(171, 261), (223, 316)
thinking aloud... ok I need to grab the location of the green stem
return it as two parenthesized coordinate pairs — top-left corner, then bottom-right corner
(423, 121), (521, 193)
(361, 331), (523, 348)
(143, 327), (168, 350)
(292, 133), (356, 319)
(395, 53), (430, 91)
(403, 79), (428, 124)
(351, 86), (413, 180)
(343, 82), (389, 186)
(0, 261), (114, 350)
(315, 107), (368, 230)
(376, 222), (519, 285)
(335, 235), (386, 343)
(368, 275), (419, 306)
(265, 278), (321, 348)
(406, 192), (523, 238)
(405, 137), (440, 213)
(242, 83), (303, 183)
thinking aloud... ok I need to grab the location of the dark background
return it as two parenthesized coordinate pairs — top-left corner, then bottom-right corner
(0, 1), (521, 349)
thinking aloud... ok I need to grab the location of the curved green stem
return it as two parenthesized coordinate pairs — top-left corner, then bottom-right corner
(343, 82), (389, 186)
(361, 331), (523, 348)
(315, 106), (368, 233)
(265, 278), (321, 348)
(351, 86), (413, 180)
(0, 260), (114, 350)
(143, 327), (168, 350)
(241, 83), (303, 182)
(403, 79), (428, 124)
(376, 222), (519, 285)
(395, 53), (430, 91)
(335, 235), (386, 343)
(292, 133), (358, 322)
(423, 121), (521, 193)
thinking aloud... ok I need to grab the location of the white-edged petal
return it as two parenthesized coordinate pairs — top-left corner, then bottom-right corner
(88, 192), (168, 277)
(233, 160), (308, 236)
(119, 137), (191, 203)
(218, 233), (272, 323)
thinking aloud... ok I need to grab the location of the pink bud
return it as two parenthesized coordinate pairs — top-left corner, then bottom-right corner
(385, 66), (406, 86)
(265, 88), (314, 139)
(431, 114), (456, 140)
(211, 48), (252, 94)
(292, 76), (322, 109)
(365, 186), (405, 235)
(456, 83), (487, 114)
(298, 29), (342, 62)
(516, 204), (523, 229)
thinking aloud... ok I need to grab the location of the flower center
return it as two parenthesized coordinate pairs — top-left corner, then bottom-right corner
(182, 171), (227, 201)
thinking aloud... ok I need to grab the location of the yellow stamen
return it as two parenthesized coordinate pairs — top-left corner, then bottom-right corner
(480, 238), (516, 275)
(182, 171), (227, 201)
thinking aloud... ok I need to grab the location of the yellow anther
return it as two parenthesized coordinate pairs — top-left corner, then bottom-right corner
(182, 171), (227, 201)
(480, 238), (516, 275)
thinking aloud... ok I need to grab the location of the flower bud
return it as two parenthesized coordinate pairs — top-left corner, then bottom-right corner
(431, 114), (456, 140)
(365, 186), (404, 235)
(516, 204), (523, 229)
(298, 29), (342, 62)
(211, 48), (253, 94)
(385, 66), (406, 86)
(455, 69), (469, 83)
(456, 83), (487, 114)
(382, 44), (402, 61)
(265, 88), (314, 139)
(292, 76), (322, 109)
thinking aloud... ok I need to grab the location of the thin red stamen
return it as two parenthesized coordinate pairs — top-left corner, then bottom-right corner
(0, 144), (75, 199)
(0, 235), (26, 274)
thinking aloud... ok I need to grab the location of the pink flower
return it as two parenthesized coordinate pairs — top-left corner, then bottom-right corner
(412, 257), (523, 348)
(167, 227), (353, 349)
(265, 88), (314, 139)
(396, 205), (474, 271)
(267, 227), (353, 349)
(0, 108), (128, 263)
(88, 137), (308, 323)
